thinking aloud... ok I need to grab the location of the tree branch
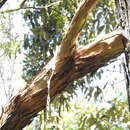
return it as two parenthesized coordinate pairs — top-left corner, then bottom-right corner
(0, 30), (127, 130)
(0, 1), (61, 13)
(57, 0), (100, 59)
(19, 0), (27, 8)
(0, 0), (127, 129)
(0, 0), (7, 8)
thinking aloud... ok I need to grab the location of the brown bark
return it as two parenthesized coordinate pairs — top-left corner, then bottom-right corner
(58, 0), (100, 59)
(0, 30), (127, 130)
(0, 0), (7, 8)
(0, 0), (127, 129)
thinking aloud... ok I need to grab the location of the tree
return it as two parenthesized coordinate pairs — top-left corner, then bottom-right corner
(0, 12), (21, 104)
(0, 0), (128, 129)
(0, 0), (8, 8)
(31, 98), (130, 129)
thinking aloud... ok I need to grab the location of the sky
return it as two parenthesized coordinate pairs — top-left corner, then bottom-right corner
(0, 0), (27, 109)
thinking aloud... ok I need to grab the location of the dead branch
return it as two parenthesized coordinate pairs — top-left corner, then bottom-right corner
(0, 1), (61, 13)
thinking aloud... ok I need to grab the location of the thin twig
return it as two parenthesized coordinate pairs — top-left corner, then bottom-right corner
(46, 69), (54, 121)
(0, 1), (61, 14)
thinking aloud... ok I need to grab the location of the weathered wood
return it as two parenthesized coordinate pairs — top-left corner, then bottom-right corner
(0, 0), (127, 129)
(58, 0), (100, 59)
(0, 31), (127, 130)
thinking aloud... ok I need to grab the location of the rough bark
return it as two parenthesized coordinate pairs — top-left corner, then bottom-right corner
(0, 30), (127, 130)
(58, 0), (100, 59)
(0, 0), (127, 129)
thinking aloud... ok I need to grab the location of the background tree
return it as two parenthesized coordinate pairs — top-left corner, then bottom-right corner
(0, 12), (21, 104)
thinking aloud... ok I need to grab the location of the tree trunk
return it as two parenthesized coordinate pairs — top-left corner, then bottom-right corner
(0, 30), (127, 130)
(0, 0), (128, 129)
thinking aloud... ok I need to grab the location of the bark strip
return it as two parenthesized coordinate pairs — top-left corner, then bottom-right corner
(58, 0), (100, 59)
(0, 31), (127, 130)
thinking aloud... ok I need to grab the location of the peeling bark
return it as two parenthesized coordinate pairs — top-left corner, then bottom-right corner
(0, 31), (127, 130)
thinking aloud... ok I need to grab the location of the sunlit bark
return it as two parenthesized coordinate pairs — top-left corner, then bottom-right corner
(0, 0), (127, 129)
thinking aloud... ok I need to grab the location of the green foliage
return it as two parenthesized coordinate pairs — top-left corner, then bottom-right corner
(22, 0), (117, 85)
(0, 39), (20, 57)
(79, 0), (116, 45)
(25, 98), (130, 130)
(0, 13), (21, 102)
(23, 0), (78, 82)
(0, 13), (20, 57)
(77, 99), (130, 130)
